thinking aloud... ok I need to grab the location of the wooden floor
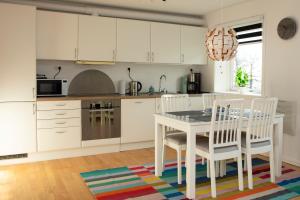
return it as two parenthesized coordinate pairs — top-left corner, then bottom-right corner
(0, 148), (177, 200)
(0, 148), (299, 200)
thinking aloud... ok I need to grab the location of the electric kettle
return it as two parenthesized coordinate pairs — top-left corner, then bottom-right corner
(129, 81), (142, 96)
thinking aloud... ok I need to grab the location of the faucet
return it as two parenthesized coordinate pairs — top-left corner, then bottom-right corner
(159, 74), (167, 93)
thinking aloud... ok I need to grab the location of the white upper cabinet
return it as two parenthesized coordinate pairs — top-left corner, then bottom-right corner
(78, 15), (116, 61)
(116, 19), (151, 63)
(0, 3), (36, 102)
(37, 11), (78, 61)
(150, 22), (181, 64)
(181, 26), (207, 65)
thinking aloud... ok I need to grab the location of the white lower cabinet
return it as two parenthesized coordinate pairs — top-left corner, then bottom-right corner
(37, 100), (81, 152)
(121, 99), (156, 143)
(0, 102), (36, 156)
(38, 127), (81, 152)
(189, 96), (204, 110)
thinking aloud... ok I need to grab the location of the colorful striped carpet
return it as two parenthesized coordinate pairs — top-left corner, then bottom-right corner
(80, 158), (300, 199)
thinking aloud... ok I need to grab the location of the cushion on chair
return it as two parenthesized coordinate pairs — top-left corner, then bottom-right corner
(165, 134), (207, 145)
(196, 137), (239, 153)
(241, 132), (271, 148)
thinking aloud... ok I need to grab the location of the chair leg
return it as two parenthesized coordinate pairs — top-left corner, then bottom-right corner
(177, 147), (182, 184)
(207, 160), (210, 178)
(270, 148), (276, 183)
(243, 153), (247, 171)
(237, 154), (244, 191)
(210, 159), (217, 198)
(246, 153), (253, 189)
(216, 161), (220, 177)
(162, 144), (166, 170)
(202, 157), (205, 165)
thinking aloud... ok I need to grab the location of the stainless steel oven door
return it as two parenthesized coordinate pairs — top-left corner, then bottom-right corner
(81, 100), (121, 141)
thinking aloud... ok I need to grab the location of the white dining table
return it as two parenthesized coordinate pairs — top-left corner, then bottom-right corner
(154, 110), (284, 199)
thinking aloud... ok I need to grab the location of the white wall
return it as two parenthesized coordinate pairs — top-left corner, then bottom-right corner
(37, 60), (204, 94)
(205, 0), (300, 165)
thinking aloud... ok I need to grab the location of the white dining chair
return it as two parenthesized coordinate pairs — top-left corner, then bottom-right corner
(195, 99), (245, 198)
(242, 98), (278, 189)
(160, 94), (205, 184)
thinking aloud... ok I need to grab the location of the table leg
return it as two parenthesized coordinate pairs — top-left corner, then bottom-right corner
(186, 128), (196, 199)
(274, 117), (283, 177)
(155, 119), (163, 176)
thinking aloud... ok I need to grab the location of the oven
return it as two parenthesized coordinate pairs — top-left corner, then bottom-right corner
(81, 99), (121, 141)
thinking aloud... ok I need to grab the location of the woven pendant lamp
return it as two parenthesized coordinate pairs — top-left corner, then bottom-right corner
(205, 26), (239, 61)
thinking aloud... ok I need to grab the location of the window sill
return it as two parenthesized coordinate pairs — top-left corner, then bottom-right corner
(218, 90), (262, 97)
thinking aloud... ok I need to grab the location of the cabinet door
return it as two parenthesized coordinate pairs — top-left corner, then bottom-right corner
(181, 26), (207, 65)
(0, 3), (36, 102)
(121, 99), (156, 143)
(0, 102), (36, 156)
(151, 22), (181, 64)
(117, 19), (151, 63)
(37, 11), (78, 60)
(78, 15), (116, 61)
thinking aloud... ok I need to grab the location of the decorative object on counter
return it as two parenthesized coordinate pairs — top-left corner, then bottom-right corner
(148, 86), (155, 95)
(187, 69), (201, 94)
(118, 80), (126, 95)
(180, 76), (187, 94)
(127, 67), (142, 96)
(277, 17), (297, 40)
(235, 67), (249, 94)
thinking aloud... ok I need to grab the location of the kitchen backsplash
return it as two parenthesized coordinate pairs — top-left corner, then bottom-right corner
(37, 60), (205, 94)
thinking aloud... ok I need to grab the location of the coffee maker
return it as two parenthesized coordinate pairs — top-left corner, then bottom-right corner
(187, 69), (201, 94)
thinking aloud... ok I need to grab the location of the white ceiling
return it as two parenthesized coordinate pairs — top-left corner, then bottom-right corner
(66, 0), (251, 16)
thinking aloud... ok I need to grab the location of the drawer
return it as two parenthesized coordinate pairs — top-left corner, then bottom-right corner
(37, 100), (81, 111)
(37, 118), (81, 129)
(37, 127), (81, 152)
(37, 109), (81, 120)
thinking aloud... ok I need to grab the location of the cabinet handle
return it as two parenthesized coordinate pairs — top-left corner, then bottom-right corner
(113, 50), (116, 61)
(181, 54), (185, 63)
(55, 103), (66, 107)
(147, 52), (150, 62)
(33, 103), (36, 115)
(75, 48), (77, 59)
(56, 113), (66, 116)
(32, 88), (35, 99)
(56, 131), (66, 134)
(134, 101), (143, 104)
(56, 122), (66, 125)
(151, 52), (154, 62)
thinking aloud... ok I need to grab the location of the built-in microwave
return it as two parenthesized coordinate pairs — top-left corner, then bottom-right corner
(37, 79), (68, 97)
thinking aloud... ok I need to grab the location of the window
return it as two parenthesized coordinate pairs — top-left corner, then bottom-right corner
(230, 22), (263, 94)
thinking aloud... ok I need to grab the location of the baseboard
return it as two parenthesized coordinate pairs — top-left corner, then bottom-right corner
(0, 144), (120, 166)
(120, 141), (154, 151)
(282, 156), (300, 167)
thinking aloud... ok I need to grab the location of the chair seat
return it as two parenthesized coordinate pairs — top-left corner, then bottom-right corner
(241, 132), (271, 148)
(165, 134), (206, 146)
(196, 137), (239, 153)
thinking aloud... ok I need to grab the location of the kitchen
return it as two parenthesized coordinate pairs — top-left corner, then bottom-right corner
(1, 0), (300, 199)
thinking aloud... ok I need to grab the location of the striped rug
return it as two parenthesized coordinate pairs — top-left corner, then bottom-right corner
(80, 158), (300, 199)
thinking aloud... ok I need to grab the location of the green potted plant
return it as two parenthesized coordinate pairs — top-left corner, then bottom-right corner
(235, 67), (249, 94)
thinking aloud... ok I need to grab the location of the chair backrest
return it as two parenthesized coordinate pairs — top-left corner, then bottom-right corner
(161, 94), (190, 113)
(202, 93), (215, 110)
(202, 93), (228, 110)
(246, 98), (278, 144)
(209, 99), (244, 151)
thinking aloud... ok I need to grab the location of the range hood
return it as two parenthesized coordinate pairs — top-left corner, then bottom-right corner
(76, 60), (115, 65)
